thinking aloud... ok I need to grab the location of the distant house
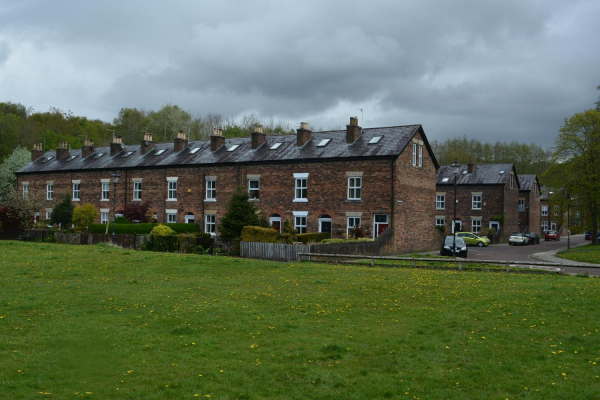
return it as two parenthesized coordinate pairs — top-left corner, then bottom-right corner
(436, 163), (520, 241)
(517, 174), (541, 233)
(539, 187), (569, 233)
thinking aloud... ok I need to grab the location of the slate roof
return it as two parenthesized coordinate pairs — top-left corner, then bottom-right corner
(436, 163), (520, 188)
(16, 125), (439, 175)
(518, 174), (539, 191)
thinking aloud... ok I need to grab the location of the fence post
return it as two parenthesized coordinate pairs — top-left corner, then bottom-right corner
(458, 260), (462, 271)
(412, 257), (415, 268)
(371, 257), (374, 268)
(209, 237), (214, 255)
(560, 263), (564, 275)
(506, 261), (510, 273)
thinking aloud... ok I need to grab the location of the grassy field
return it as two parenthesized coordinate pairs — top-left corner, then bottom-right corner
(1, 241), (599, 399)
(557, 243), (600, 264)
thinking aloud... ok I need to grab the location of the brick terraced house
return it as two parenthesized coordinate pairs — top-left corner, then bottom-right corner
(517, 174), (541, 233)
(15, 117), (440, 252)
(435, 163), (520, 241)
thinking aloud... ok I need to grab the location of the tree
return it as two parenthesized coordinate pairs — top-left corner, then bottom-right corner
(72, 203), (98, 231)
(0, 187), (41, 233)
(547, 109), (600, 243)
(113, 108), (148, 145)
(51, 195), (75, 228)
(596, 85), (600, 111)
(118, 201), (151, 223)
(0, 146), (31, 202)
(219, 187), (260, 239)
(146, 104), (193, 143)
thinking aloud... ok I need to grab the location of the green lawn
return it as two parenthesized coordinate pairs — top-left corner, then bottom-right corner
(557, 243), (600, 264)
(1, 241), (599, 399)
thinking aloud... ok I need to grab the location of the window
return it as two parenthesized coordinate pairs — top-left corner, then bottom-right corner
(510, 174), (514, 189)
(541, 221), (548, 230)
(294, 173), (308, 201)
(46, 183), (53, 200)
(167, 212), (177, 223)
(412, 143), (417, 166)
(167, 177), (177, 201)
(190, 147), (200, 154)
(435, 218), (445, 227)
(518, 199), (525, 212)
(270, 142), (282, 150)
(73, 182), (80, 201)
(46, 210), (52, 220)
(554, 205), (559, 216)
(248, 179), (260, 200)
(101, 211), (109, 224)
(102, 182), (110, 200)
(368, 136), (382, 144)
(412, 143), (423, 167)
(206, 179), (216, 200)
(347, 217), (361, 236)
(418, 144), (423, 167)
(436, 195), (445, 210)
(472, 194), (482, 210)
(205, 214), (216, 235)
(472, 219), (482, 233)
(541, 206), (548, 216)
(551, 222), (557, 230)
(133, 181), (142, 200)
(295, 215), (307, 234)
(155, 149), (166, 155)
(227, 144), (240, 152)
(348, 177), (362, 200)
(533, 184), (537, 195)
(316, 138), (331, 147)
(22, 184), (29, 199)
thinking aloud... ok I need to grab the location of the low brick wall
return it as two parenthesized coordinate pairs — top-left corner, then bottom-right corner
(311, 228), (395, 256)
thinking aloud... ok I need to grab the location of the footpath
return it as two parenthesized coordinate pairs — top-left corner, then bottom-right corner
(530, 242), (600, 277)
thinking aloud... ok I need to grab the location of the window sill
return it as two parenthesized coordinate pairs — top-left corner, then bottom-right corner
(436, 208), (445, 210)
(72, 198), (80, 202)
(166, 199), (178, 202)
(347, 199), (362, 202)
(248, 199), (260, 202)
(100, 199), (109, 202)
(293, 199), (308, 203)
(132, 199), (142, 202)
(204, 199), (216, 202)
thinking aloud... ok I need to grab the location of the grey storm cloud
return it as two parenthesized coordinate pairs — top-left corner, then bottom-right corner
(0, 0), (599, 147)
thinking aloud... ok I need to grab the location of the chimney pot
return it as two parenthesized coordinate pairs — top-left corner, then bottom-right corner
(31, 143), (45, 162)
(110, 136), (124, 156)
(141, 132), (155, 155)
(81, 139), (95, 159)
(213, 127), (223, 137)
(174, 130), (189, 152)
(296, 122), (312, 147)
(56, 142), (70, 159)
(251, 126), (266, 149)
(346, 117), (361, 143)
(468, 162), (474, 174)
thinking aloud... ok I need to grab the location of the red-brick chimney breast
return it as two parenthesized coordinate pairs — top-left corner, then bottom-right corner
(211, 127), (225, 151)
(141, 132), (155, 155)
(251, 125), (266, 149)
(81, 139), (95, 159)
(468, 162), (474, 174)
(56, 141), (70, 160)
(31, 143), (44, 162)
(174, 130), (188, 152)
(296, 122), (312, 147)
(346, 116), (361, 144)
(110, 136), (124, 156)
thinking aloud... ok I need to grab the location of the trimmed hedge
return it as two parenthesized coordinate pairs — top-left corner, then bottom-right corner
(296, 232), (331, 244)
(179, 233), (213, 253)
(241, 226), (279, 243)
(89, 223), (200, 235)
(321, 238), (373, 244)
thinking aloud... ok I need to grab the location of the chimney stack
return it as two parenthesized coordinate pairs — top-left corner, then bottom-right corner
(251, 125), (266, 149)
(296, 122), (312, 147)
(81, 139), (95, 159)
(141, 132), (155, 155)
(31, 143), (45, 162)
(56, 141), (70, 160)
(110, 136), (123, 156)
(346, 116), (361, 144)
(211, 127), (225, 151)
(467, 162), (474, 174)
(174, 130), (188, 152)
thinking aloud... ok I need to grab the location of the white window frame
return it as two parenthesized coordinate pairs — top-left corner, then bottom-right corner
(72, 181), (81, 201)
(294, 173), (308, 202)
(205, 214), (216, 235)
(101, 182), (110, 201)
(541, 206), (548, 216)
(412, 143), (417, 166)
(435, 218), (445, 227)
(248, 179), (260, 200)
(348, 177), (362, 200)
(293, 211), (308, 234)
(436, 195), (445, 210)
(541, 221), (548, 230)
(46, 210), (52, 220)
(100, 210), (109, 224)
(167, 177), (178, 201)
(133, 181), (142, 200)
(46, 182), (53, 200)
(472, 218), (482, 233)
(22, 183), (29, 199)
(347, 216), (361, 236)
(472, 194), (482, 210)
(418, 144), (423, 167)
(167, 213), (177, 223)
(518, 198), (525, 212)
(205, 179), (216, 201)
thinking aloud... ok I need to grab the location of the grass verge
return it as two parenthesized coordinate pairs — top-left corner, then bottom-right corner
(1, 241), (599, 399)
(556, 243), (600, 264)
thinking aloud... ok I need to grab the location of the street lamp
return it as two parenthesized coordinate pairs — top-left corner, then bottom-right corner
(451, 159), (461, 257)
(111, 171), (121, 244)
(566, 190), (570, 250)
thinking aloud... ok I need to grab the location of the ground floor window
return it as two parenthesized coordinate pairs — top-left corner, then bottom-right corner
(46, 211), (52, 221)
(472, 219), (482, 233)
(205, 214), (216, 235)
(541, 221), (548, 230)
(435, 218), (445, 227)
(295, 216), (307, 234)
(551, 222), (557, 230)
(101, 211), (109, 224)
(347, 217), (361, 236)
(167, 213), (177, 223)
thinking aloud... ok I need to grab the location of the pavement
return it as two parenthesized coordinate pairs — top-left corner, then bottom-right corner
(529, 239), (600, 276)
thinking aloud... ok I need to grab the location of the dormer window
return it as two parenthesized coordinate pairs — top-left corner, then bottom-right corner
(368, 136), (383, 144)
(270, 142), (282, 150)
(227, 144), (240, 152)
(317, 139), (331, 147)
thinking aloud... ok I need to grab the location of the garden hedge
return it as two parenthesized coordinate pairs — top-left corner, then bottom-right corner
(89, 223), (200, 235)
(296, 232), (331, 244)
(241, 226), (279, 243)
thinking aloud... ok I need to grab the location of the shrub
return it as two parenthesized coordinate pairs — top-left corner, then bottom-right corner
(118, 201), (151, 223)
(241, 226), (279, 243)
(281, 219), (296, 244)
(89, 223), (199, 235)
(150, 224), (177, 237)
(0, 187), (41, 233)
(220, 187), (260, 239)
(321, 238), (374, 244)
(478, 227), (496, 241)
(296, 232), (331, 244)
(179, 233), (213, 253)
(349, 225), (365, 239)
(51, 195), (75, 228)
(147, 224), (178, 252)
(72, 203), (98, 232)
(114, 216), (130, 224)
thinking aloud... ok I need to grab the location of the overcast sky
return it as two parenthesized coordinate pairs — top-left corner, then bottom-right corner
(1, 0), (598, 148)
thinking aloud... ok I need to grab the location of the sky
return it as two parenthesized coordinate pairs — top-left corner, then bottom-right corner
(1, 0), (599, 148)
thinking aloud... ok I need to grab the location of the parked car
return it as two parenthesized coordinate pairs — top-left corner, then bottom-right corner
(525, 232), (540, 244)
(440, 235), (468, 258)
(585, 231), (600, 241)
(456, 232), (490, 247)
(545, 230), (560, 241)
(509, 233), (529, 246)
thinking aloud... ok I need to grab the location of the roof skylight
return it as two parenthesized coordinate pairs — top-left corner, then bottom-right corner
(442, 177), (449, 182)
(122, 151), (134, 157)
(93, 153), (104, 159)
(190, 147), (200, 154)
(270, 142), (282, 150)
(462, 170), (467, 175)
(67, 155), (77, 161)
(155, 149), (166, 155)
(42, 156), (54, 163)
(316, 139), (331, 147)
(499, 170), (505, 174)
(227, 144), (240, 152)
(368, 136), (383, 144)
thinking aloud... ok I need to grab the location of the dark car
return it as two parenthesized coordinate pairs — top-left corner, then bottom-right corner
(545, 230), (560, 241)
(526, 232), (540, 244)
(440, 235), (468, 258)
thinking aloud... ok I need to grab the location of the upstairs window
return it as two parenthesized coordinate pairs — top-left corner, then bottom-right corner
(46, 183), (53, 200)
(22, 183), (29, 199)
(518, 199), (525, 212)
(72, 182), (81, 201)
(348, 177), (362, 200)
(541, 205), (548, 216)
(294, 173), (308, 202)
(472, 194), (482, 210)
(206, 179), (216, 200)
(248, 179), (260, 200)
(133, 182), (142, 200)
(101, 182), (110, 200)
(436, 195), (445, 210)
(167, 178), (178, 201)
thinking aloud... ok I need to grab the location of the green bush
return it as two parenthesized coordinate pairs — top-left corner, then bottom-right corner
(151, 224), (177, 237)
(114, 216), (130, 224)
(478, 227), (496, 241)
(72, 203), (98, 232)
(296, 232), (331, 244)
(241, 226), (279, 243)
(179, 232), (213, 253)
(89, 223), (199, 235)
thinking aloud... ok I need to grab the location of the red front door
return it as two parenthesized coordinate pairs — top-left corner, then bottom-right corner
(377, 223), (388, 236)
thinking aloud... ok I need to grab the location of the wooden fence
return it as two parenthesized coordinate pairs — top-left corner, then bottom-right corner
(240, 241), (311, 261)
